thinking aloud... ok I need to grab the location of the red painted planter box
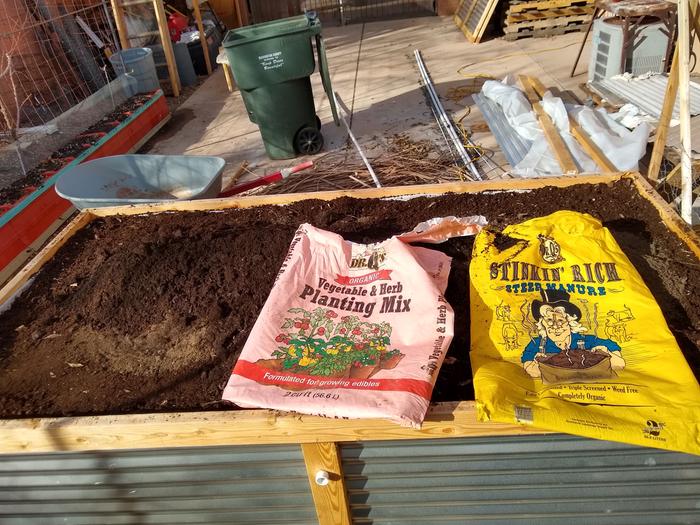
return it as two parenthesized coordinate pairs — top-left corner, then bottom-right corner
(0, 91), (170, 274)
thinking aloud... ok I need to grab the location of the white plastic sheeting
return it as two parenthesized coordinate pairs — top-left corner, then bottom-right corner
(480, 79), (651, 177)
(570, 105), (651, 171)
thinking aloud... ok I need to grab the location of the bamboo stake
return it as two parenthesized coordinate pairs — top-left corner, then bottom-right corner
(678, 0), (693, 223)
(518, 75), (578, 174)
(234, 0), (244, 27)
(192, 0), (212, 75)
(647, 46), (679, 183)
(333, 91), (382, 188)
(109, 0), (130, 50)
(153, 0), (180, 97)
(302, 443), (352, 525)
(235, 0), (249, 26)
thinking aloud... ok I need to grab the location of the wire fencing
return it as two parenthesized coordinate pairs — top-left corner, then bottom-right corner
(0, 0), (123, 184)
(0, 0), (121, 132)
(249, 0), (436, 25)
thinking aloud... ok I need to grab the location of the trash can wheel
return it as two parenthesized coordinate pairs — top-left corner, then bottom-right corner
(294, 126), (324, 155)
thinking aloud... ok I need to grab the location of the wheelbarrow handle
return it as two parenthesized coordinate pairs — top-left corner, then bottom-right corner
(219, 161), (314, 198)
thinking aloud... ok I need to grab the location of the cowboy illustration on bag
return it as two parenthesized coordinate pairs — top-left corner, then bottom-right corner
(521, 289), (626, 380)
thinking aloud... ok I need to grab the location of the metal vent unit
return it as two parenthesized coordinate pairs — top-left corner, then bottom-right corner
(588, 17), (669, 82)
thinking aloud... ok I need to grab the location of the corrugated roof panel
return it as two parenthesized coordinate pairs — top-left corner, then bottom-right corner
(0, 444), (316, 525)
(472, 93), (532, 167)
(341, 434), (700, 524)
(590, 75), (700, 120)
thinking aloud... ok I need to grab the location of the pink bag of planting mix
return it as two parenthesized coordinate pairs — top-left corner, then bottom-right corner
(222, 217), (485, 427)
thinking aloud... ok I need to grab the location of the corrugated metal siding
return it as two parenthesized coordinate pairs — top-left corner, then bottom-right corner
(589, 75), (700, 120)
(465, 0), (489, 34)
(0, 444), (316, 525)
(341, 434), (700, 524)
(472, 93), (532, 167)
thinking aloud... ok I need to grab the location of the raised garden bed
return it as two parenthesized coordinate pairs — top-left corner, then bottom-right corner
(0, 172), (698, 456)
(0, 90), (170, 283)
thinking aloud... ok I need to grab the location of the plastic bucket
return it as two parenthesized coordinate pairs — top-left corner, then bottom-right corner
(148, 43), (197, 87)
(109, 48), (160, 94)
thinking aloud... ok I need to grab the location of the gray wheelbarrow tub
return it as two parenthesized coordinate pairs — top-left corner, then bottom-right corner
(55, 154), (225, 210)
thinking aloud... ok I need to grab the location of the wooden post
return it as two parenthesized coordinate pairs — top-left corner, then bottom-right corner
(192, 0), (212, 75)
(222, 62), (234, 91)
(301, 442), (352, 525)
(647, 46), (679, 183)
(109, 0), (130, 50)
(234, 0), (244, 27)
(236, 0), (249, 26)
(648, 0), (700, 183)
(152, 0), (180, 96)
(518, 75), (579, 174)
(678, 0), (693, 223)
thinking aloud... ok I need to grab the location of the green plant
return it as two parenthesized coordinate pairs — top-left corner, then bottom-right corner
(269, 307), (402, 376)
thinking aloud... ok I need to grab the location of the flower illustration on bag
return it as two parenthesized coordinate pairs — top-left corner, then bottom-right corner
(258, 307), (405, 380)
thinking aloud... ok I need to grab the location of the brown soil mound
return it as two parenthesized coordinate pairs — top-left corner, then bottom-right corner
(539, 349), (608, 369)
(0, 179), (698, 418)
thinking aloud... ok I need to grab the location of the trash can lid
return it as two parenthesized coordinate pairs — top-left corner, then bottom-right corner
(223, 15), (320, 49)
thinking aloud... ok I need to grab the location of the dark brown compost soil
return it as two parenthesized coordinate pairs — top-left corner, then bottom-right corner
(0, 178), (698, 418)
(539, 349), (608, 369)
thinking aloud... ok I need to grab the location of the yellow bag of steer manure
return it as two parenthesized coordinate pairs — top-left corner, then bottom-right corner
(470, 210), (700, 455)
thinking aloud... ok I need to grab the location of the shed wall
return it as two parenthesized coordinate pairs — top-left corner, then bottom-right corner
(341, 434), (700, 524)
(0, 443), (316, 524)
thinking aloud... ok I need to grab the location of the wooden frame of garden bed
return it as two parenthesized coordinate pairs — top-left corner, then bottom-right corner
(0, 171), (698, 525)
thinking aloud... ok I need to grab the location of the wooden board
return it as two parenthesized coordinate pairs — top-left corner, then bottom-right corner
(109, 0), (130, 50)
(84, 175), (631, 218)
(504, 21), (588, 39)
(1, 172), (699, 454)
(508, 0), (593, 13)
(192, 0), (213, 75)
(632, 172), (700, 260)
(504, 13), (590, 32)
(152, 0), (181, 97)
(506, 5), (594, 22)
(518, 75), (579, 174)
(454, 0), (500, 43)
(0, 207), (76, 288)
(526, 76), (617, 172)
(0, 401), (548, 454)
(302, 443), (352, 525)
(0, 212), (94, 305)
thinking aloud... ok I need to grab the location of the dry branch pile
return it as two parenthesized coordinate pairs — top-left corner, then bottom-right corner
(254, 135), (471, 195)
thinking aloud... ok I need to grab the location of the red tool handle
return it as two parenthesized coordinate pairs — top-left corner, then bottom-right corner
(219, 161), (314, 198)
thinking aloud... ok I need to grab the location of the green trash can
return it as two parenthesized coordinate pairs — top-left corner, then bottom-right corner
(223, 13), (340, 160)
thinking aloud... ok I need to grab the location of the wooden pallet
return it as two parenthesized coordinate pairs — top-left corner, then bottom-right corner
(454, 0), (501, 43)
(504, 20), (588, 39)
(504, 13), (589, 32)
(507, 0), (593, 13)
(506, 4), (594, 23)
